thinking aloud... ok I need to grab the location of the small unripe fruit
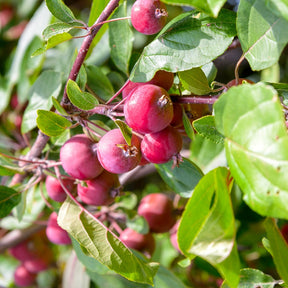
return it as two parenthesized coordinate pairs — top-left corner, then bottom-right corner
(46, 212), (71, 245)
(141, 126), (182, 164)
(45, 175), (75, 202)
(97, 129), (142, 174)
(119, 228), (155, 256)
(138, 193), (176, 233)
(60, 134), (103, 180)
(77, 170), (120, 206)
(124, 84), (173, 134)
(131, 0), (168, 35)
(14, 264), (36, 287)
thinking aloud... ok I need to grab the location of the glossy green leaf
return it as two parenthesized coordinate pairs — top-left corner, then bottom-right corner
(214, 83), (288, 219)
(86, 65), (114, 101)
(179, 68), (212, 95)
(178, 167), (239, 287)
(0, 186), (21, 218)
(114, 120), (132, 146)
(36, 110), (72, 137)
(66, 79), (99, 110)
(193, 115), (225, 144)
(162, 0), (226, 17)
(22, 71), (62, 133)
(221, 268), (283, 288)
(237, 0), (288, 71)
(264, 218), (288, 284)
(130, 9), (236, 82)
(58, 198), (159, 285)
(45, 0), (76, 23)
(109, 3), (133, 75)
(155, 157), (203, 198)
(266, 0), (288, 22)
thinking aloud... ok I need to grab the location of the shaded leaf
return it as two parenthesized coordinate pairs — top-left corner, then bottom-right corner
(155, 157), (203, 198)
(193, 115), (225, 144)
(214, 83), (288, 219)
(66, 79), (99, 110)
(264, 218), (288, 284)
(36, 110), (72, 137)
(45, 0), (76, 23)
(178, 167), (239, 287)
(0, 186), (21, 218)
(266, 0), (288, 22)
(182, 109), (195, 140)
(58, 198), (159, 285)
(21, 71), (62, 133)
(237, 0), (288, 70)
(130, 9), (236, 82)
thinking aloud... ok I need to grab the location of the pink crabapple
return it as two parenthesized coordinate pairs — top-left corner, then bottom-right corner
(131, 0), (168, 35)
(14, 264), (37, 287)
(97, 129), (142, 174)
(124, 84), (174, 134)
(138, 193), (176, 233)
(77, 170), (120, 206)
(60, 134), (103, 180)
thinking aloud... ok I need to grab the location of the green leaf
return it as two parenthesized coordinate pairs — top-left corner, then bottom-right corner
(179, 68), (212, 95)
(42, 22), (77, 40)
(0, 186), (21, 218)
(264, 218), (288, 284)
(130, 9), (236, 82)
(0, 76), (10, 115)
(162, 0), (226, 17)
(221, 268), (282, 288)
(237, 0), (288, 71)
(52, 96), (69, 116)
(66, 79), (99, 110)
(182, 108), (195, 140)
(58, 198), (159, 285)
(32, 33), (74, 56)
(86, 65), (114, 102)
(155, 157), (203, 198)
(266, 0), (288, 22)
(36, 110), (72, 137)
(193, 115), (225, 144)
(45, 0), (76, 23)
(178, 167), (239, 287)
(109, 3), (133, 75)
(126, 216), (149, 235)
(214, 83), (288, 219)
(21, 71), (62, 133)
(114, 120), (133, 146)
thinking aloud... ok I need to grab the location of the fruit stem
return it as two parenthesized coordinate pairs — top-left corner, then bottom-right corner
(234, 54), (245, 86)
(106, 79), (130, 105)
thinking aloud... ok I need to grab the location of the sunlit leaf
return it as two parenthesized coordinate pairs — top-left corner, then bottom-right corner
(45, 0), (76, 23)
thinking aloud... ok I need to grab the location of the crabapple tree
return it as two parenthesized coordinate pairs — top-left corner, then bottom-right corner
(1, 0), (288, 287)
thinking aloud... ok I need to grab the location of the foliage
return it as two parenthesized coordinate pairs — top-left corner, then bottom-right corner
(0, 0), (288, 287)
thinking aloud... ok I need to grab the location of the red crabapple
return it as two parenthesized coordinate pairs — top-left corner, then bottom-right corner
(138, 193), (176, 233)
(14, 264), (37, 287)
(97, 129), (142, 174)
(122, 70), (174, 98)
(60, 134), (103, 180)
(131, 0), (168, 35)
(119, 228), (155, 256)
(46, 212), (71, 245)
(23, 256), (51, 273)
(124, 84), (173, 134)
(141, 125), (182, 164)
(77, 170), (120, 206)
(45, 175), (75, 202)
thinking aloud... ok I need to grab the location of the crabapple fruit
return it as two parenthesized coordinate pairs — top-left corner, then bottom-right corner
(119, 228), (155, 256)
(14, 264), (37, 287)
(23, 256), (52, 273)
(141, 125), (182, 164)
(138, 193), (176, 233)
(60, 134), (103, 180)
(97, 129), (142, 174)
(46, 212), (71, 245)
(131, 0), (168, 35)
(169, 221), (181, 253)
(45, 175), (75, 202)
(77, 170), (120, 206)
(124, 84), (173, 134)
